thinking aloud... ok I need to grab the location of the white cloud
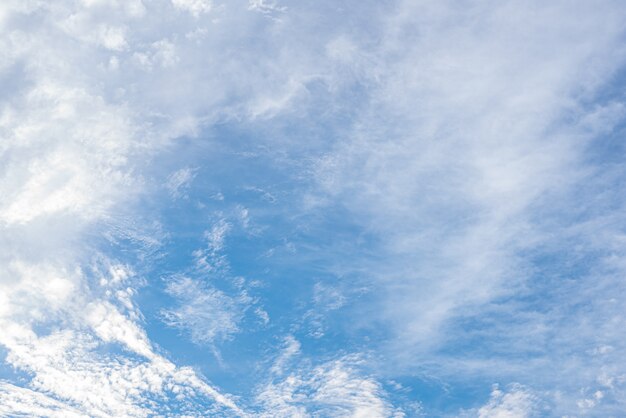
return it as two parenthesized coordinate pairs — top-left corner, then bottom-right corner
(304, 283), (346, 338)
(134, 39), (179, 70)
(192, 218), (232, 272)
(478, 385), (537, 418)
(0, 381), (87, 418)
(161, 276), (245, 345)
(0, 82), (139, 226)
(0, 259), (245, 416)
(256, 337), (401, 418)
(171, 0), (212, 17)
(165, 167), (197, 199)
(310, 0), (626, 358)
(248, 0), (286, 16)
(269, 335), (301, 376)
(161, 212), (268, 350)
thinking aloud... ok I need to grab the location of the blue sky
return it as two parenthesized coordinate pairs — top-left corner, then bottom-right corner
(1, 0), (626, 416)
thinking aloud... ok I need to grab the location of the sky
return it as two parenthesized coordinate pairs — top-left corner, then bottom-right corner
(1, 0), (626, 417)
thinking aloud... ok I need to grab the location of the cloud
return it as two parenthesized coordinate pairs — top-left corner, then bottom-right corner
(309, 0), (626, 363)
(3, 0), (626, 415)
(165, 167), (198, 199)
(248, 0), (286, 16)
(477, 385), (537, 418)
(0, 381), (87, 418)
(303, 282), (346, 338)
(161, 276), (246, 345)
(269, 335), (301, 376)
(0, 325), (244, 417)
(160, 213), (265, 349)
(0, 260), (245, 416)
(256, 336), (402, 418)
(171, 0), (213, 17)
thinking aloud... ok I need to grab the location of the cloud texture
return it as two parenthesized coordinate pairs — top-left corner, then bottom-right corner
(2, 0), (626, 416)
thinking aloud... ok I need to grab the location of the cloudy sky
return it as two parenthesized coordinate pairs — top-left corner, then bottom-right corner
(1, 0), (626, 417)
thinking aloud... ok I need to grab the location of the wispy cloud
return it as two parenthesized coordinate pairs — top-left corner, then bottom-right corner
(165, 167), (198, 199)
(476, 385), (537, 418)
(311, 0), (626, 373)
(161, 275), (246, 345)
(256, 336), (402, 417)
